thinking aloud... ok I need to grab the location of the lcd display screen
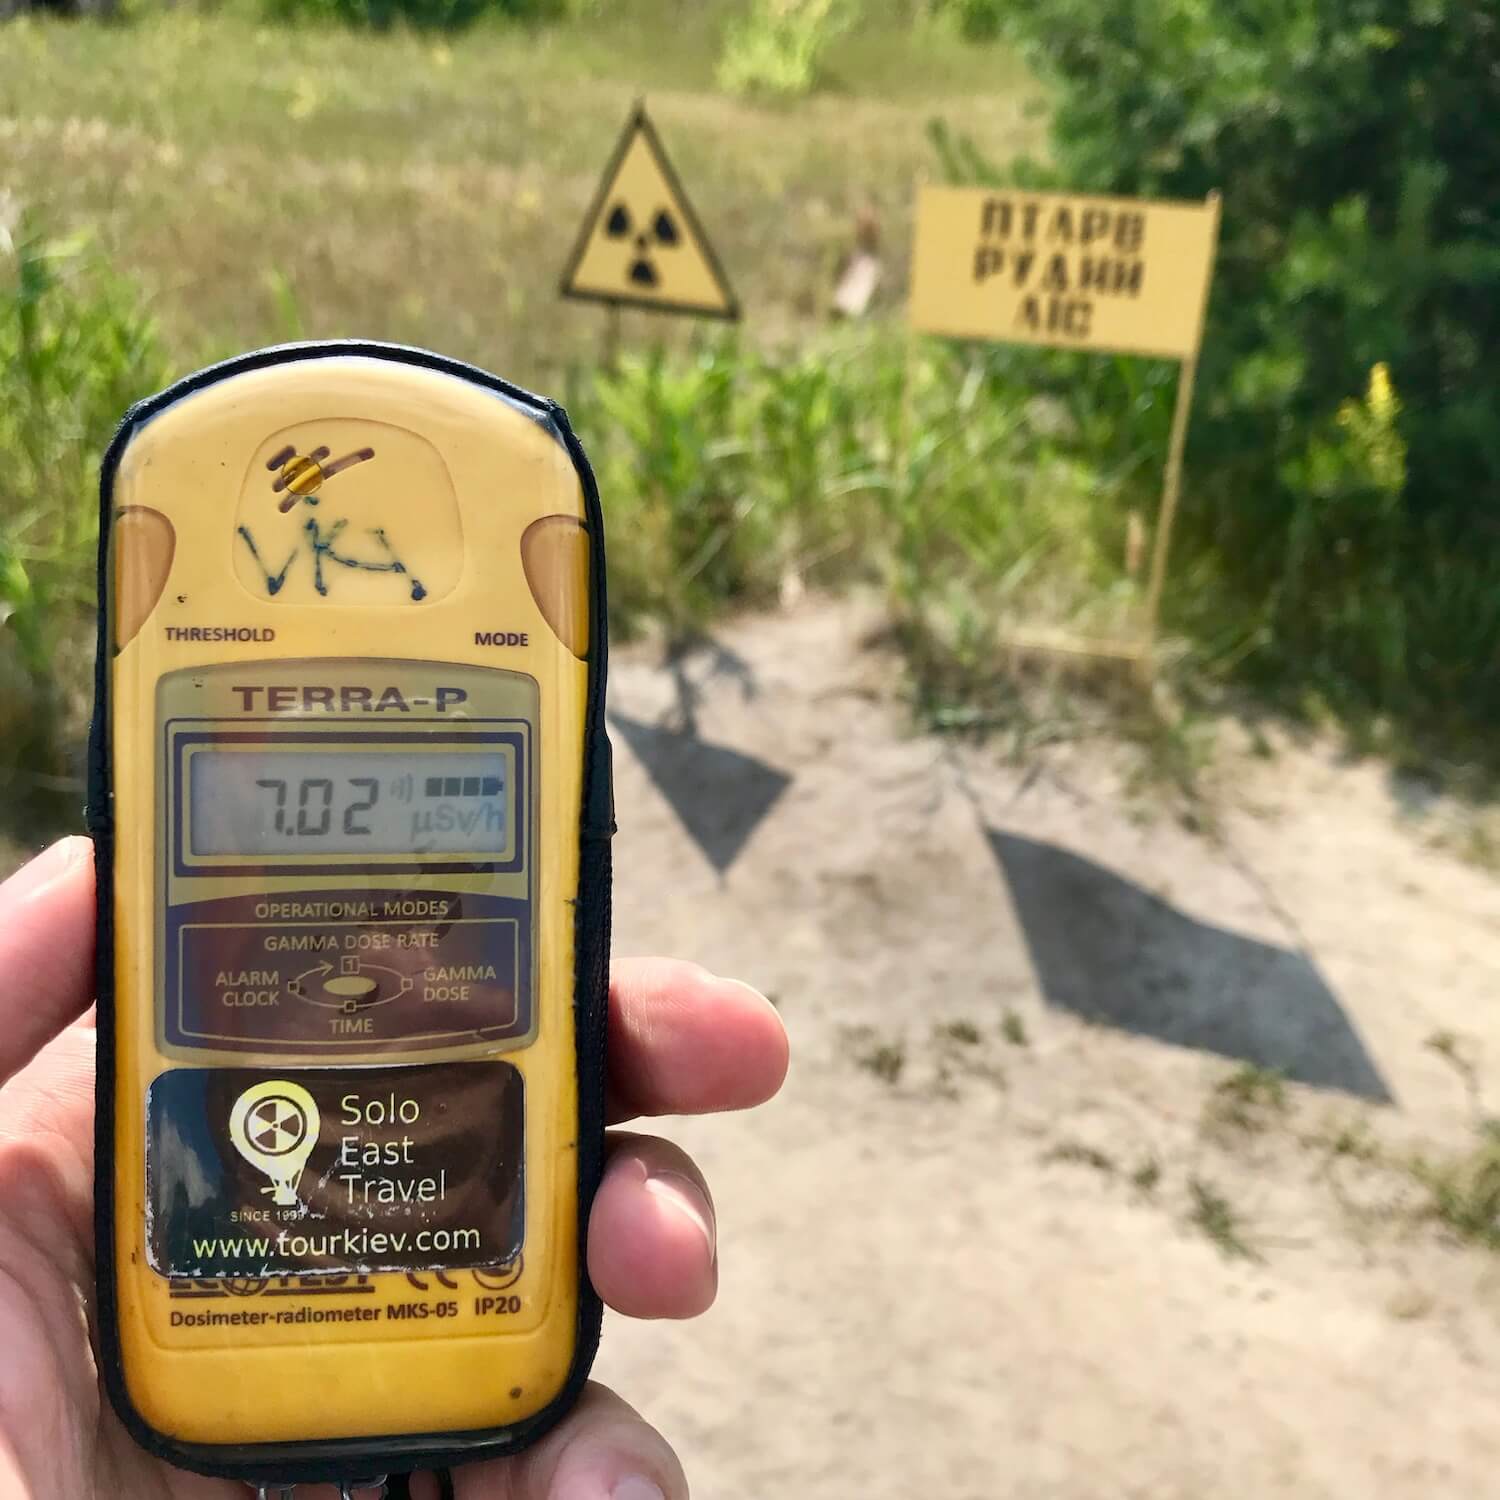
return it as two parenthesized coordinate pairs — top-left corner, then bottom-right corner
(188, 748), (511, 857)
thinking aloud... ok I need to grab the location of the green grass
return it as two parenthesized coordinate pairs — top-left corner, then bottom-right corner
(4, 0), (1497, 868)
(1424, 1028), (1483, 1113)
(1042, 1141), (1115, 1174)
(1201, 1063), (1290, 1139)
(1413, 1127), (1500, 1251)
(1316, 1117), (1379, 1166)
(1187, 1176), (1260, 1262)
(1000, 1010), (1029, 1047)
(565, 327), (1166, 730)
(0, 224), (170, 830)
(930, 1016), (1007, 1095)
(0, 1), (1039, 852)
(848, 1029), (906, 1085)
(0, 3), (1037, 386)
(937, 1018), (982, 1046)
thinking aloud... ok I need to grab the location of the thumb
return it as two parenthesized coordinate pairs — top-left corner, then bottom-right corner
(0, 838), (95, 1089)
(453, 1385), (688, 1500)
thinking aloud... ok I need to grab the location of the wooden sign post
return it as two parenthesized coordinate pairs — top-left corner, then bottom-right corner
(907, 185), (1221, 670)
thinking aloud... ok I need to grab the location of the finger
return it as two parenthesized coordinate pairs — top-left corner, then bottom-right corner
(454, 1383), (686, 1500)
(588, 1133), (716, 1321)
(0, 838), (95, 1088)
(608, 957), (788, 1123)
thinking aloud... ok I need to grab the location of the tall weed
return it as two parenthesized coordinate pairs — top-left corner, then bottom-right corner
(0, 221), (168, 820)
(566, 328), (1149, 719)
(717, 0), (859, 98)
(926, 0), (1002, 41)
(261, 0), (574, 29)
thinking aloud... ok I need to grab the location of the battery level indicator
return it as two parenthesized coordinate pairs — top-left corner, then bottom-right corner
(426, 775), (504, 799)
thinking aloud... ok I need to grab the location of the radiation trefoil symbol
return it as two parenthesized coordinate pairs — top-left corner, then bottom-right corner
(604, 201), (681, 289)
(558, 104), (739, 320)
(229, 1080), (320, 1208)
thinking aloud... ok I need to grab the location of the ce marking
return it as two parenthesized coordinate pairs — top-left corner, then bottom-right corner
(405, 1271), (460, 1291)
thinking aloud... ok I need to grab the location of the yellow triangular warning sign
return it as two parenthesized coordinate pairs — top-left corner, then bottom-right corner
(560, 105), (739, 321)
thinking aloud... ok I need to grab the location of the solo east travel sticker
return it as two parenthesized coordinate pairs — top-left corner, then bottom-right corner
(145, 1062), (525, 1277)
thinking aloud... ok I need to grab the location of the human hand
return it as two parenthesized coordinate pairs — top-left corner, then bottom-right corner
(0, 838), (788, 1500)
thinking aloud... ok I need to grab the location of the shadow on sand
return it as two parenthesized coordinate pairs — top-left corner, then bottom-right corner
(988, 829), (1392, 1101)
(611, 711), (792, 876)
(609, 635), (792, 876)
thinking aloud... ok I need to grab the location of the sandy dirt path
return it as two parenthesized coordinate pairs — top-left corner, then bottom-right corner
(594, 601), (1500, 1498)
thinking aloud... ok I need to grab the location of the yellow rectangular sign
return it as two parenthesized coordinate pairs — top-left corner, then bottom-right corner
(909, 186), (1219, 360)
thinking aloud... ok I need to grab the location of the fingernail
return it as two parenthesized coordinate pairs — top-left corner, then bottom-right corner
(722, 976), (775, 1010)
(2, 836), (88, 898)
(644, 1169), (716, 1262)
(612, 1480), (665, 1500)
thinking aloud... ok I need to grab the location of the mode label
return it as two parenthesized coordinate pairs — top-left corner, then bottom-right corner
(145, 1063), (524, 1277)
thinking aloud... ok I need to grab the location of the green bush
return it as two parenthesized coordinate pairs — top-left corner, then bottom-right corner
(717, 0), (860, 98)
(944, 0), (1500, 757)
(927, 0), (1003, 41)
(568, 343), (765, 637)
(262, 0), (569, 31)
(0, 223), (168, 819)
(567, 337), (873, 638)
(564, 329), (1144, 725)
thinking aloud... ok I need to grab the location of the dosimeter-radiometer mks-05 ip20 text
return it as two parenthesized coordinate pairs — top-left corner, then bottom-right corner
(85, 343), (614, 1491)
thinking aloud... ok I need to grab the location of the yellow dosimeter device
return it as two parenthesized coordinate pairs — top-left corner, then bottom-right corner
(85, 343), (613, 1490)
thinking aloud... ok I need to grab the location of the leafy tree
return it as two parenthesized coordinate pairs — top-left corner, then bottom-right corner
(945, 0), (1500, 749)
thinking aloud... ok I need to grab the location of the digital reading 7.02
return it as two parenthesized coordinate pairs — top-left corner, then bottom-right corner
(188, 748), (510, 857)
